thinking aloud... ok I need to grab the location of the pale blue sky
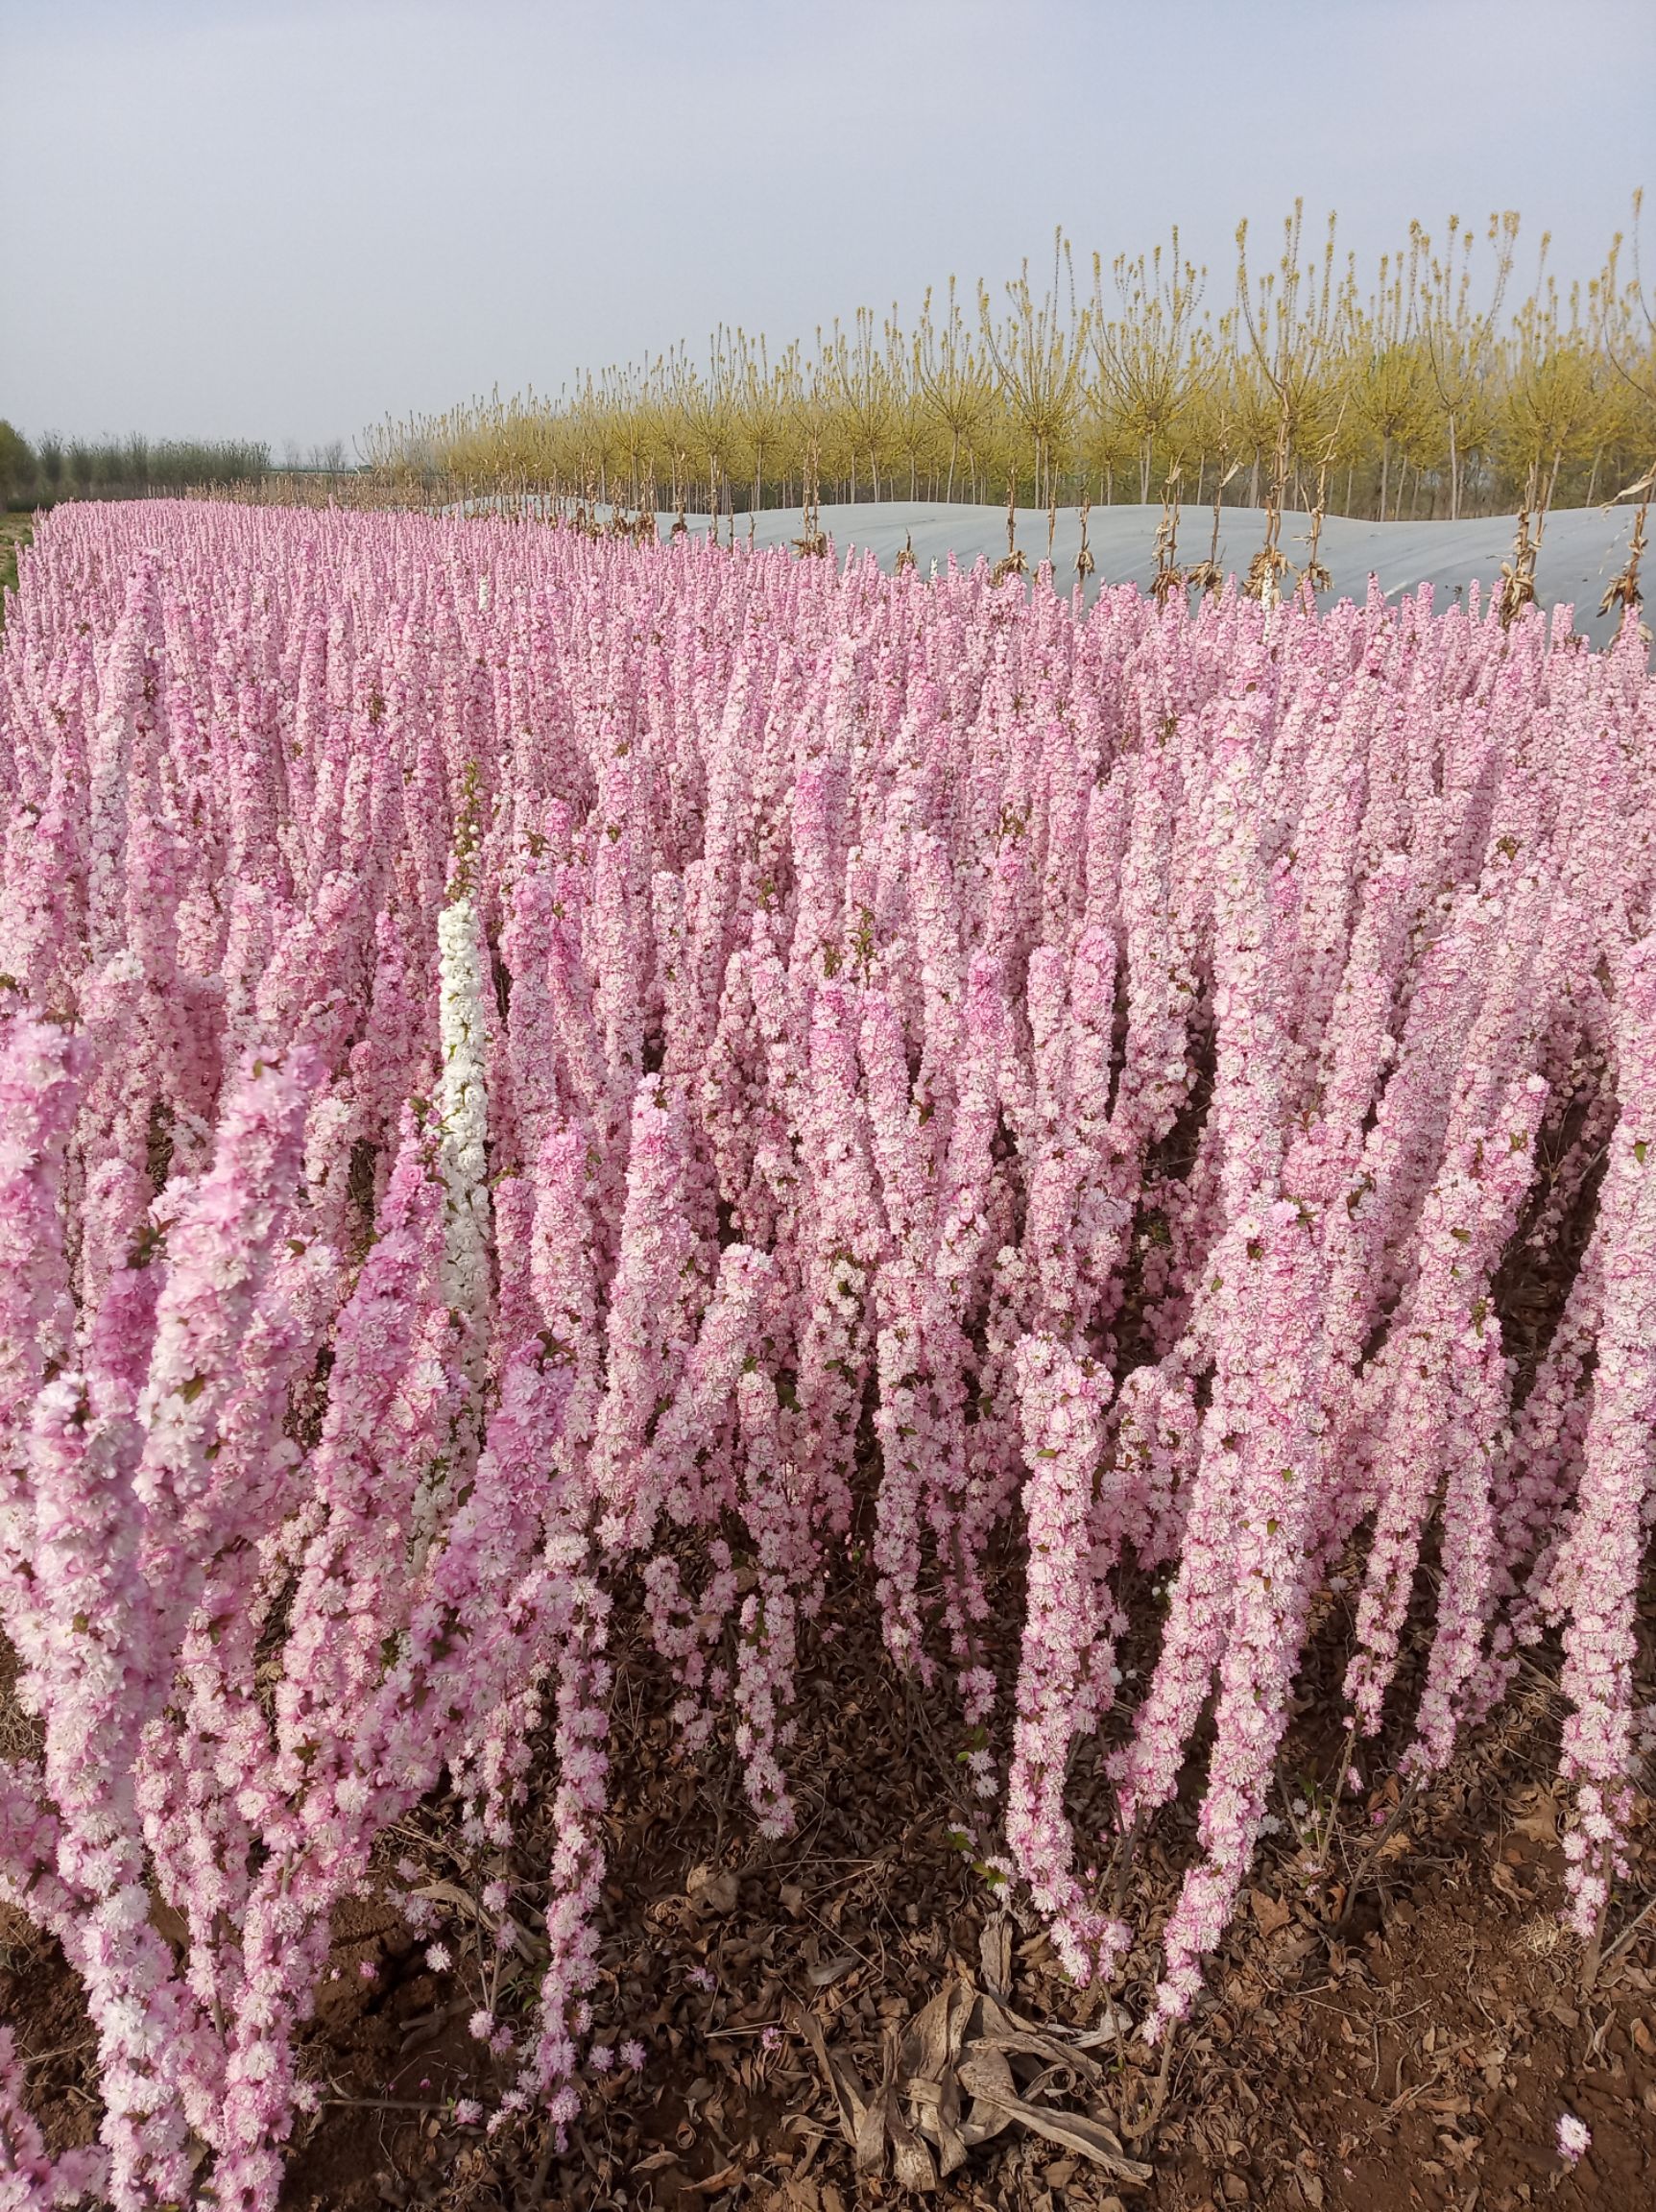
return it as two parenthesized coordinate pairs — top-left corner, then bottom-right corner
(5, 0), (1652, 452)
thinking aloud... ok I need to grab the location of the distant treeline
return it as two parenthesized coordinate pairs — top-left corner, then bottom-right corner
(0, 425), (272, 508)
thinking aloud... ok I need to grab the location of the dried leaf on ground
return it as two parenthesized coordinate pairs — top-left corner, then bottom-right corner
(979, 1913), (1013, 2000)
(788, 1973), (1152, 2192)
(685, 1863), (741, 1915)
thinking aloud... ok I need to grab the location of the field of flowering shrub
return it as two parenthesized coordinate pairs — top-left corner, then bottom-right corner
(1, 500), (1653, 2208)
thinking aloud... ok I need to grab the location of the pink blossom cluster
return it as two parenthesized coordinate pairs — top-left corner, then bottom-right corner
(1, 500), (1654, 2202)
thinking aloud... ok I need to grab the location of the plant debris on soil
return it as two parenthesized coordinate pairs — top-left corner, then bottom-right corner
(3, 1539), (1653, 2212)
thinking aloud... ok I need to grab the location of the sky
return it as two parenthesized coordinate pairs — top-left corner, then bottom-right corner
(5, 0), (1653, 455)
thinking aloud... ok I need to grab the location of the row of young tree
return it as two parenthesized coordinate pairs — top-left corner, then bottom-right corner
(367, 205), (1656, 525)
(0, 427), (273, 508)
